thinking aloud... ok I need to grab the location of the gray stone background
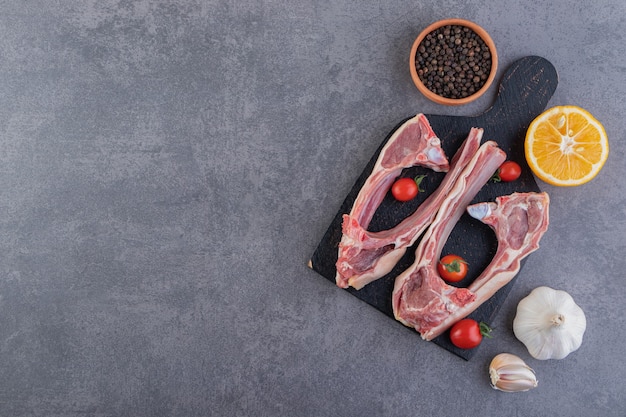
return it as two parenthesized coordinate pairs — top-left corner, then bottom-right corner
(0, 1), (624, 416)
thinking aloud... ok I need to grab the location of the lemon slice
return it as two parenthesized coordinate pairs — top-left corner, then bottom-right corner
(525, 105), (609, 186)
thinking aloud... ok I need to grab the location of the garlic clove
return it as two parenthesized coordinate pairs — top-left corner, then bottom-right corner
(489, 353), (538, 392)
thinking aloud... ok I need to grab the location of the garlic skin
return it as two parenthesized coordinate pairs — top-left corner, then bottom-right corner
(489, 353), (538, 392)
(513, 286), (587, 360)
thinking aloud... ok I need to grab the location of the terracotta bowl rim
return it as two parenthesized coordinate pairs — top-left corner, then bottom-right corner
(410, 18), (498, 106)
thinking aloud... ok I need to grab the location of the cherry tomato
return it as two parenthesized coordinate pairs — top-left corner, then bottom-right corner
(437, 254), (468, 282)
(391, 178), (418, 202)
(391, 175), (426, 202)
(449, 319), (493, 349)
(497, 161), (522, 182)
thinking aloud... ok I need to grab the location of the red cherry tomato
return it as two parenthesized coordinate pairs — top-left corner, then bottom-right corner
(391, 178), (418, 202)
(391, 175), (426, 202)
(437, 254), (468, 282)
(449, 319), (493, 349)
(498, 161), (522, 182)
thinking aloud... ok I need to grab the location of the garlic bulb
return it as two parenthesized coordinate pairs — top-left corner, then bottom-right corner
(489, 353), (538, 392)
(513, 286), (586, 360)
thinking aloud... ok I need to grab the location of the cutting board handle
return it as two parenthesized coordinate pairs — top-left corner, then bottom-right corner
(483, 56), (558, 127)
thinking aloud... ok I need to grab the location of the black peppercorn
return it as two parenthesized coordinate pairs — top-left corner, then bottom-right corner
(415, 24), (492, 99)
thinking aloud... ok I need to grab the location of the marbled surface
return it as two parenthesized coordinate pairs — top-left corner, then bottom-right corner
(0, 1), (624, 416)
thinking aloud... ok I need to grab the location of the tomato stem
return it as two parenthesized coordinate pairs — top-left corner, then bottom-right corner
(440, 258), (467, 273)
(414, 174), (427, 192)
(491, 169), (502, 183)
(479, 322), (493, 339)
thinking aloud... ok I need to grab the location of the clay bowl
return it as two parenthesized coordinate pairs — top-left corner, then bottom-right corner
(410, 18), (498, 106)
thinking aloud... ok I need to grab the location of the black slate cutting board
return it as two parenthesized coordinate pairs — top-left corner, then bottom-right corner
(309, 56), (558, 360)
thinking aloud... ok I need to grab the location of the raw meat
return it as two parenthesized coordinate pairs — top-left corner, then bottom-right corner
(392, 140), (507, 337)
(420, 192), (550, 340)
(336, 128), (483, 289)
(335, 114), (450, 289)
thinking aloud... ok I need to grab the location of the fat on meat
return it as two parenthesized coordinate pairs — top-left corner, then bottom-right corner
(335, 114), (450, 289)
(392, 140), (507, 337)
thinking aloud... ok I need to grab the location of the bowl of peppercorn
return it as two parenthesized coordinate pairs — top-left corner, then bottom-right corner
(410, 18), (498, 105)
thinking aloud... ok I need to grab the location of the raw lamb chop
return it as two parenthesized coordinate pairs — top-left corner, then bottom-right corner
(337, 128), (483, 290)
(335, 114), (450, 289)
(393, 190), (550, 340)
(420, 192), (550, 340)
(392, 140), (507, 337)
